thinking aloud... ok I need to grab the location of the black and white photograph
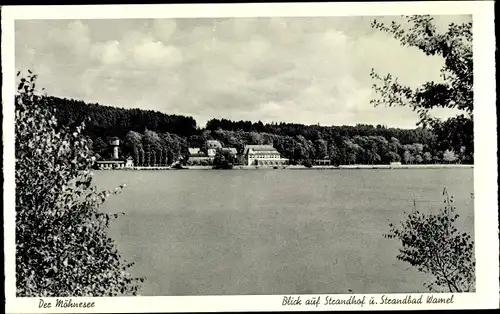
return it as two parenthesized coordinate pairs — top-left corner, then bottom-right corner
(2, 2), (498, 312)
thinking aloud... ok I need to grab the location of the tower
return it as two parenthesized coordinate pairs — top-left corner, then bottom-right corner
(110, 139), (120, 159)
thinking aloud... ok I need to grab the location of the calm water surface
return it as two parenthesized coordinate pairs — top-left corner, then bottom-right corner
(94, 168), (474, 296)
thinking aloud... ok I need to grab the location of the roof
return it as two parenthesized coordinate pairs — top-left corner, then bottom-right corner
(205, 140), (222, 148)
(188, 148), (201, 155)
(243, 145), (280, 155)
(221, 147), (238, 154)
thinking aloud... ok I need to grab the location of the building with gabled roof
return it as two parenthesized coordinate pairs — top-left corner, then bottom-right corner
(187, 147), (210, 163)
(125, 156), (135, 168)
(242, 144), (288, 166)
(188, 148), (201, 155)
(205, 140), (222, 149)
(188, 140), (240, 165)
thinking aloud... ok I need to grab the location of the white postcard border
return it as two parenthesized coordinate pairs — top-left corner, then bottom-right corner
(2, 2), (498, 313)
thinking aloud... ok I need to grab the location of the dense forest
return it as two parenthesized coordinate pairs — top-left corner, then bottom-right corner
(45, 96), (198, 139)
(47, 96), (473, 166)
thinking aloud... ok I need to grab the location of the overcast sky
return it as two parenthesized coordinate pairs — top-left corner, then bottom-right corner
(15, 15), (471, 129)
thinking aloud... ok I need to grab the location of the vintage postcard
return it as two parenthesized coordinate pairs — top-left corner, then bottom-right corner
(2, 1), (498, 313)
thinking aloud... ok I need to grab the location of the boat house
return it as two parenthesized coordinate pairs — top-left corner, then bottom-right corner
(96, 160), (125, 169)
(95, 139), (134, 169)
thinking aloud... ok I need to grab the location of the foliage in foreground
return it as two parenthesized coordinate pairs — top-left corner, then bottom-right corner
(370, 15), (473, 163)
(384, 189), (475, 292)
(15, 72), (143, 297)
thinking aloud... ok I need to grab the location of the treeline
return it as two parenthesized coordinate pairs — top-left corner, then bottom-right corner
(94, 124), (464, 167)
(45, 96), (198, 140)
(188, 128), (459, 166)
(48, 97), (472, 166)
(206, 118), (434, 146)
(93, 130), (188, 167)
(204, 118), (472, 164)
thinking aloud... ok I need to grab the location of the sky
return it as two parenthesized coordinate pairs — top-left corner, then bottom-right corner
(15, 15), (471, 129)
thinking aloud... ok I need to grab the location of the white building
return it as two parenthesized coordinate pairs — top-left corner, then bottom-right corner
(187, 147), (211, 163)
(205, 140), (222, 150)
(188, 148), (201, 155)
(96, 160), (125, 169)
(207, 148), (217, 158)
(95, 138), (128, 169)
(242, 145), (288, 166)
(125, 156), (134, 168)
(110, 139), (120, 159)
(188, 140), (240, 165)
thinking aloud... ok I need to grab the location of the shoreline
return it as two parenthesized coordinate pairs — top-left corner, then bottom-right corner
(96, 164), (474, 171)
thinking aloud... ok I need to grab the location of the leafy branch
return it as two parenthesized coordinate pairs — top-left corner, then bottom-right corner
(384, 188), (475, 293)
(16, 71), (144, 297)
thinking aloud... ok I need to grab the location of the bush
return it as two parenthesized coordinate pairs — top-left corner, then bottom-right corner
(384, 188), (475, 292)
(212, 150), (234, 169)
(302, 159), (313, 168)
(199, 159), (209, 166)
(15, 72), (143, 297)
(171, 163), (185, 169)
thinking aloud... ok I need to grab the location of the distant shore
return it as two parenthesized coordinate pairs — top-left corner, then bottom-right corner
(96, 164), (473, 171)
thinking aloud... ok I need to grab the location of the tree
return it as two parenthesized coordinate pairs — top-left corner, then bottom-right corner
(328, 144), (341, 166)
(132, 147), (139, 165)
(373, 152), (382, 164)
(423, 151), (433, 164)
(293, 143), (307, 162)
(93, 137), (108, 157)
(389, 137), (402, 155)
(443, 149), (458, 164)
(45, 95), (198, 140)
(248, 132), (264, 145)
(15, 72), (142, 296)
(403, 150), (412, 164)
(145, 149), (151, 166)
(371, 17), (477, 289)
(314, 139), (328, 159)
(413, 143), (424, 155)
(432, 115), (473, 163)
(138, 147), (145, 166)
(151, 150), (157, 166)
(302, 159), (313, 168)
(212, 150), (235, 169)
(124, 131), (143, 165)
(384, 189), (475, 292)
(385, 151), (401, 163)
(370, 15), (473, 162)
(143, 130), (162, 152)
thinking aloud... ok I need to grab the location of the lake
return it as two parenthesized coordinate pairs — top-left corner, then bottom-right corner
(94, 168), (474, 296)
